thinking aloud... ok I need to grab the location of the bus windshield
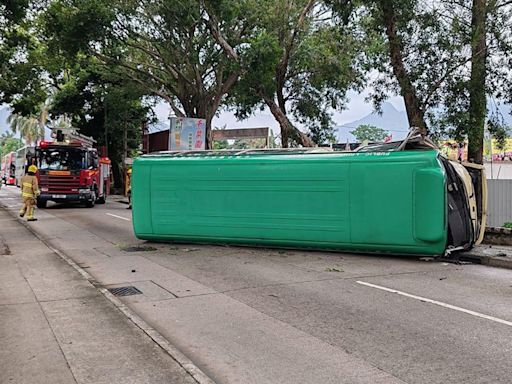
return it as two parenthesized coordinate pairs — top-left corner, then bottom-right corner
(38, 148), (85, 171)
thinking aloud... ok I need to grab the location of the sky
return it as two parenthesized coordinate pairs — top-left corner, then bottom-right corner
(152, 90), (406, 135)
(2, 90), (408, 143)
(150, 92), (405, 130)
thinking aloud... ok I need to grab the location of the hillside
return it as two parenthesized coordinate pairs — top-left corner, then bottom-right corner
(334, 101), (512, 143)
(334, 102), (409, 142)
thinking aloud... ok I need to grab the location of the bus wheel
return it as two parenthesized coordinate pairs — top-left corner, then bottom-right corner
(36, 199), (47, 209)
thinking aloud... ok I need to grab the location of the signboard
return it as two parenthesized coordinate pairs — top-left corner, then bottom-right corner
(170, 117), (206, 151)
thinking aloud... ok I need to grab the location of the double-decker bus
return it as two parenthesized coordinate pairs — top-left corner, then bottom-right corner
(1, 152), (16, 185)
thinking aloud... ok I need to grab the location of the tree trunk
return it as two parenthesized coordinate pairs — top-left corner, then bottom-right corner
(262, 95), (314, 148)
(121, 120), (127, 191)
(468, 0), (487, 164)
(205, 114), (213, 150)
(380, 1), (428, 135)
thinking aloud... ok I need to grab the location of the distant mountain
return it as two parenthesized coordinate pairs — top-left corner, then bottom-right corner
(335, 101), (512, 143)
(334, 102), (409, 142)
(0, 105), (11, 134)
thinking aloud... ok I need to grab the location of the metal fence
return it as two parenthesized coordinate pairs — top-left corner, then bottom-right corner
(486, 179), (512, 227)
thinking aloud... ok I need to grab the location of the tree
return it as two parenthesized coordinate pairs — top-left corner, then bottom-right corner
(6, 97), (51, 145)
(44, 0), (260, 148)
(487, 114), (510, 151)
(330, 0), (433, 134)
(231, 0), (364, 147)
(7, 114), (39, 145)
(0, 1), (153, 188)
(50, 61), (153, 190)
(468, 0), (487, 163)
(0, 2), (57, 117)
(330, 0), (512, 163)
(350, 124), (389, 142)
(0, 131), (23, 158)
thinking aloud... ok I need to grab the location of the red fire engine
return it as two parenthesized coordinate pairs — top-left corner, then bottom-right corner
(35, 130), (111, 208)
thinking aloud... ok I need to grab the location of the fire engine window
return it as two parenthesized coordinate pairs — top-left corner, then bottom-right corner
(38, 148), (85, 171)
(88, 151), (99, 169)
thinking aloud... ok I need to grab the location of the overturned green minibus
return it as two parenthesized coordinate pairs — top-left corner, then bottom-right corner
(131, 135), (486, 256)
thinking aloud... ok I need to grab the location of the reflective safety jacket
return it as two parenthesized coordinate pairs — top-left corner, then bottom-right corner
(21, 174), (39, 198)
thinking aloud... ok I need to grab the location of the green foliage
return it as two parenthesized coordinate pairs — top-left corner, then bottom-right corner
(487, 114), (510, 151)
(7, 114), (40, 145)
(42, 0), (259, 146)
(45, 0), (115, 56)
(350, 124), (388, 142)
(213, 140), (229, 150)
(49, 61), (153, 188)
(503, 222), (512, 229)
(1, 0), (511, 162)
(234, 32), (282, 118)
(0, 131), (23, 158)
(330, 0), (512, 161)
(0, 1), (29, 25)
(232, 0), (365, 146)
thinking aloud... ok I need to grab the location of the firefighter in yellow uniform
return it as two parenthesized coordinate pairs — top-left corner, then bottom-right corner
(19, 165), (40, 221)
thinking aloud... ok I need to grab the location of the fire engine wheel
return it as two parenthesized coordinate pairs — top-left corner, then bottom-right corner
(36, 199), (47, 209)
(85, 191), (96, 208)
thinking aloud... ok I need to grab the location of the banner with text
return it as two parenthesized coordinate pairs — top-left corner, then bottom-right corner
(170, 117), (206, 151)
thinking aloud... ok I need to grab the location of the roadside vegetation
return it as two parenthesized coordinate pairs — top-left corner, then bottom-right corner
(1, 0), (511, 177)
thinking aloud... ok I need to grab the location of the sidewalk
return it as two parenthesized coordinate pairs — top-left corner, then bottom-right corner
(0, 206), (199, 384)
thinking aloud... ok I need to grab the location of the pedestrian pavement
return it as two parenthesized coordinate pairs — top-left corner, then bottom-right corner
(0, 206), (199, 384)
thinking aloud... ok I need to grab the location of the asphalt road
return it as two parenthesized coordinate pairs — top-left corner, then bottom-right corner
(1, 185), (512, 384)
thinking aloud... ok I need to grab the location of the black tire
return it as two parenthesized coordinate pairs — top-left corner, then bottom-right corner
(36, 199), (47, 209)
(85, 190), (96, 208)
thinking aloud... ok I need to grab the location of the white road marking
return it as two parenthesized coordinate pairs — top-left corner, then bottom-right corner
(356, 280), (512, 328)
(105, 213), (131, 221)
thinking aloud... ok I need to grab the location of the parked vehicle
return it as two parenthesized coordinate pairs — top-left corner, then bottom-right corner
(1, 152), (16, 185)
(35, 135), (111, 208)
(15, 146), (36, 187)
(0, 156), (4, 184)
(130, 130), (486, 256)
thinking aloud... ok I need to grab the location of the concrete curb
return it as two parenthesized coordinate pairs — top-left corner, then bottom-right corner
(0, 203), (216, 384)
(458, 253), (512, 270)
(484, 227), (512, 246)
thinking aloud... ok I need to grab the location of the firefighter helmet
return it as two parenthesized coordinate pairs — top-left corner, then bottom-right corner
(28, 165), (38, 173)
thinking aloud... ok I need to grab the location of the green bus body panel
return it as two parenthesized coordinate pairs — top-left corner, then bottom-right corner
(132, 150), (447, 256)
